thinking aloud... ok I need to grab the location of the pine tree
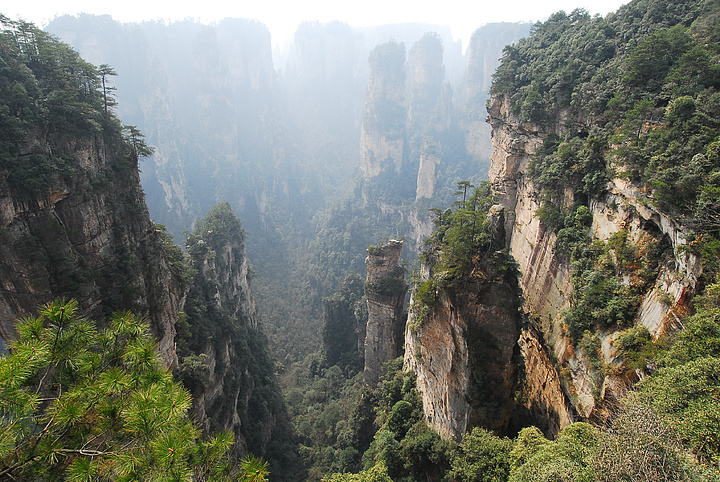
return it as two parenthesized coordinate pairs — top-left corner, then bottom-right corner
(0, 299), (241, 481)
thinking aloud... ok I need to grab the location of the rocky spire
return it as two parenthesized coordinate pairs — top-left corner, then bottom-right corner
(363, 239), (408, 386)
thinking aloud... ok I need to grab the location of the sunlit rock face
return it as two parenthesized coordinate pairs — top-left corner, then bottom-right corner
(404, 281), (521, 441)
(486, 93), (702, 433)
(363, 239), (408, 386)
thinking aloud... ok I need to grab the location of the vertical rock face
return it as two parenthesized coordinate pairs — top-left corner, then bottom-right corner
(0, 132), (186, 365)
(486, 93), (702, 431)
(415, 147), (440, 200)
(360, 41), (407, 178)
(407, 33), (445, 131)
(462, 23), (532, 168)
(404, 247), (522, 441)
(363, 239), (408, 386)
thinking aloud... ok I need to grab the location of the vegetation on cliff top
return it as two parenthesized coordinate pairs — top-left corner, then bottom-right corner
(492, 0), (720, 274)
(411, 181), (517, 331)
(0, 15), (153, 194)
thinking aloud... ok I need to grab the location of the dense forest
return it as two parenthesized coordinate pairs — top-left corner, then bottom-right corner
(1, 0), (720, 480)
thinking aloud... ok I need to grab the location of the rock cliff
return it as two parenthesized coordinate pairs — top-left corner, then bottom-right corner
(404, 271), (521, 440)
(0, 129), (186, 366)
(181, 202), (290, 459)
(363, 239), (408, 386)
(403, 209), (522, 441)
(360, 42), (407, 178)
(487, 93), (701, 430)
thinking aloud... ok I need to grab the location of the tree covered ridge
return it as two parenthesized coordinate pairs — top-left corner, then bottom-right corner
(0, 15), (151, 192)
(491, 0), (720, 270)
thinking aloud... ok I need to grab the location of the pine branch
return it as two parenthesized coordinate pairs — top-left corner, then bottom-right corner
(53, 448), (114, 457)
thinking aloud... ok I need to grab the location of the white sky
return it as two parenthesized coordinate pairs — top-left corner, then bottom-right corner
(7, 0), (628, 49)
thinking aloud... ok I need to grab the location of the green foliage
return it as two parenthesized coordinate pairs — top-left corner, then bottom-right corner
(561, 231), (664, 341)
(611, 324), (663, 376)
(180, 203), (302, 481)
(492, 0), (720, 278)
(509, 423), (599, 482)
(449, 427), (513, 482)
(622, 278), (720, 471)
(554, 205), (593, 256)
(412, 181), (515, 331)
(0, 16), (146, 194)
(662, 280), (720, 365)
(492, 9), (617, 122)
(529, 136), (610, 217)
(508, 426), (550, 470)
(187, 201), (246, 255)
(637, 357), (720, 466)
(283, 360), (367, 480)
(240, 454), (270, 482)
(360, 359), (453, 481)
(364, 266), (407, 298)
(432, 182), (500, 272)
(122, 124), (154, 161)
(322, 273), (366, 370)
(0, 299), (240, 480)
(322, 461), (392, 482)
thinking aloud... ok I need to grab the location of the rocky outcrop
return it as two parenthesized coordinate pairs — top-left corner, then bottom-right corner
(486, 93), (701, 429)
(513, 327), (576, 436)
(416, 145), (441, 200)
(363, 239), (408, 386)
(404, 250), (522, 441)
(181, 202), (292, 461)
(0, 131), (186, 365)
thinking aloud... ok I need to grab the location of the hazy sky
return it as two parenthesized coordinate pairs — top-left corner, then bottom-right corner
(8, 0), (628, 49)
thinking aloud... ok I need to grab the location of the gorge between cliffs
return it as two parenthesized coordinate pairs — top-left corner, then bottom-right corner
(1, 0), (720, 480)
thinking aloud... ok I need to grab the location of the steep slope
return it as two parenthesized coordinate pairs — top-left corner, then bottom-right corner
(0, 18), (299, 477)
(180, 202), (301, 477)
(363, 239), (408, 386)
(403, 186), (522, 440)
(0, 18), (186, 364)
(487, 0), (719, 431)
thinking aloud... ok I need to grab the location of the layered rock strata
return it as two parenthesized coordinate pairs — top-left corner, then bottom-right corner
(403, 234), (522, 441)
